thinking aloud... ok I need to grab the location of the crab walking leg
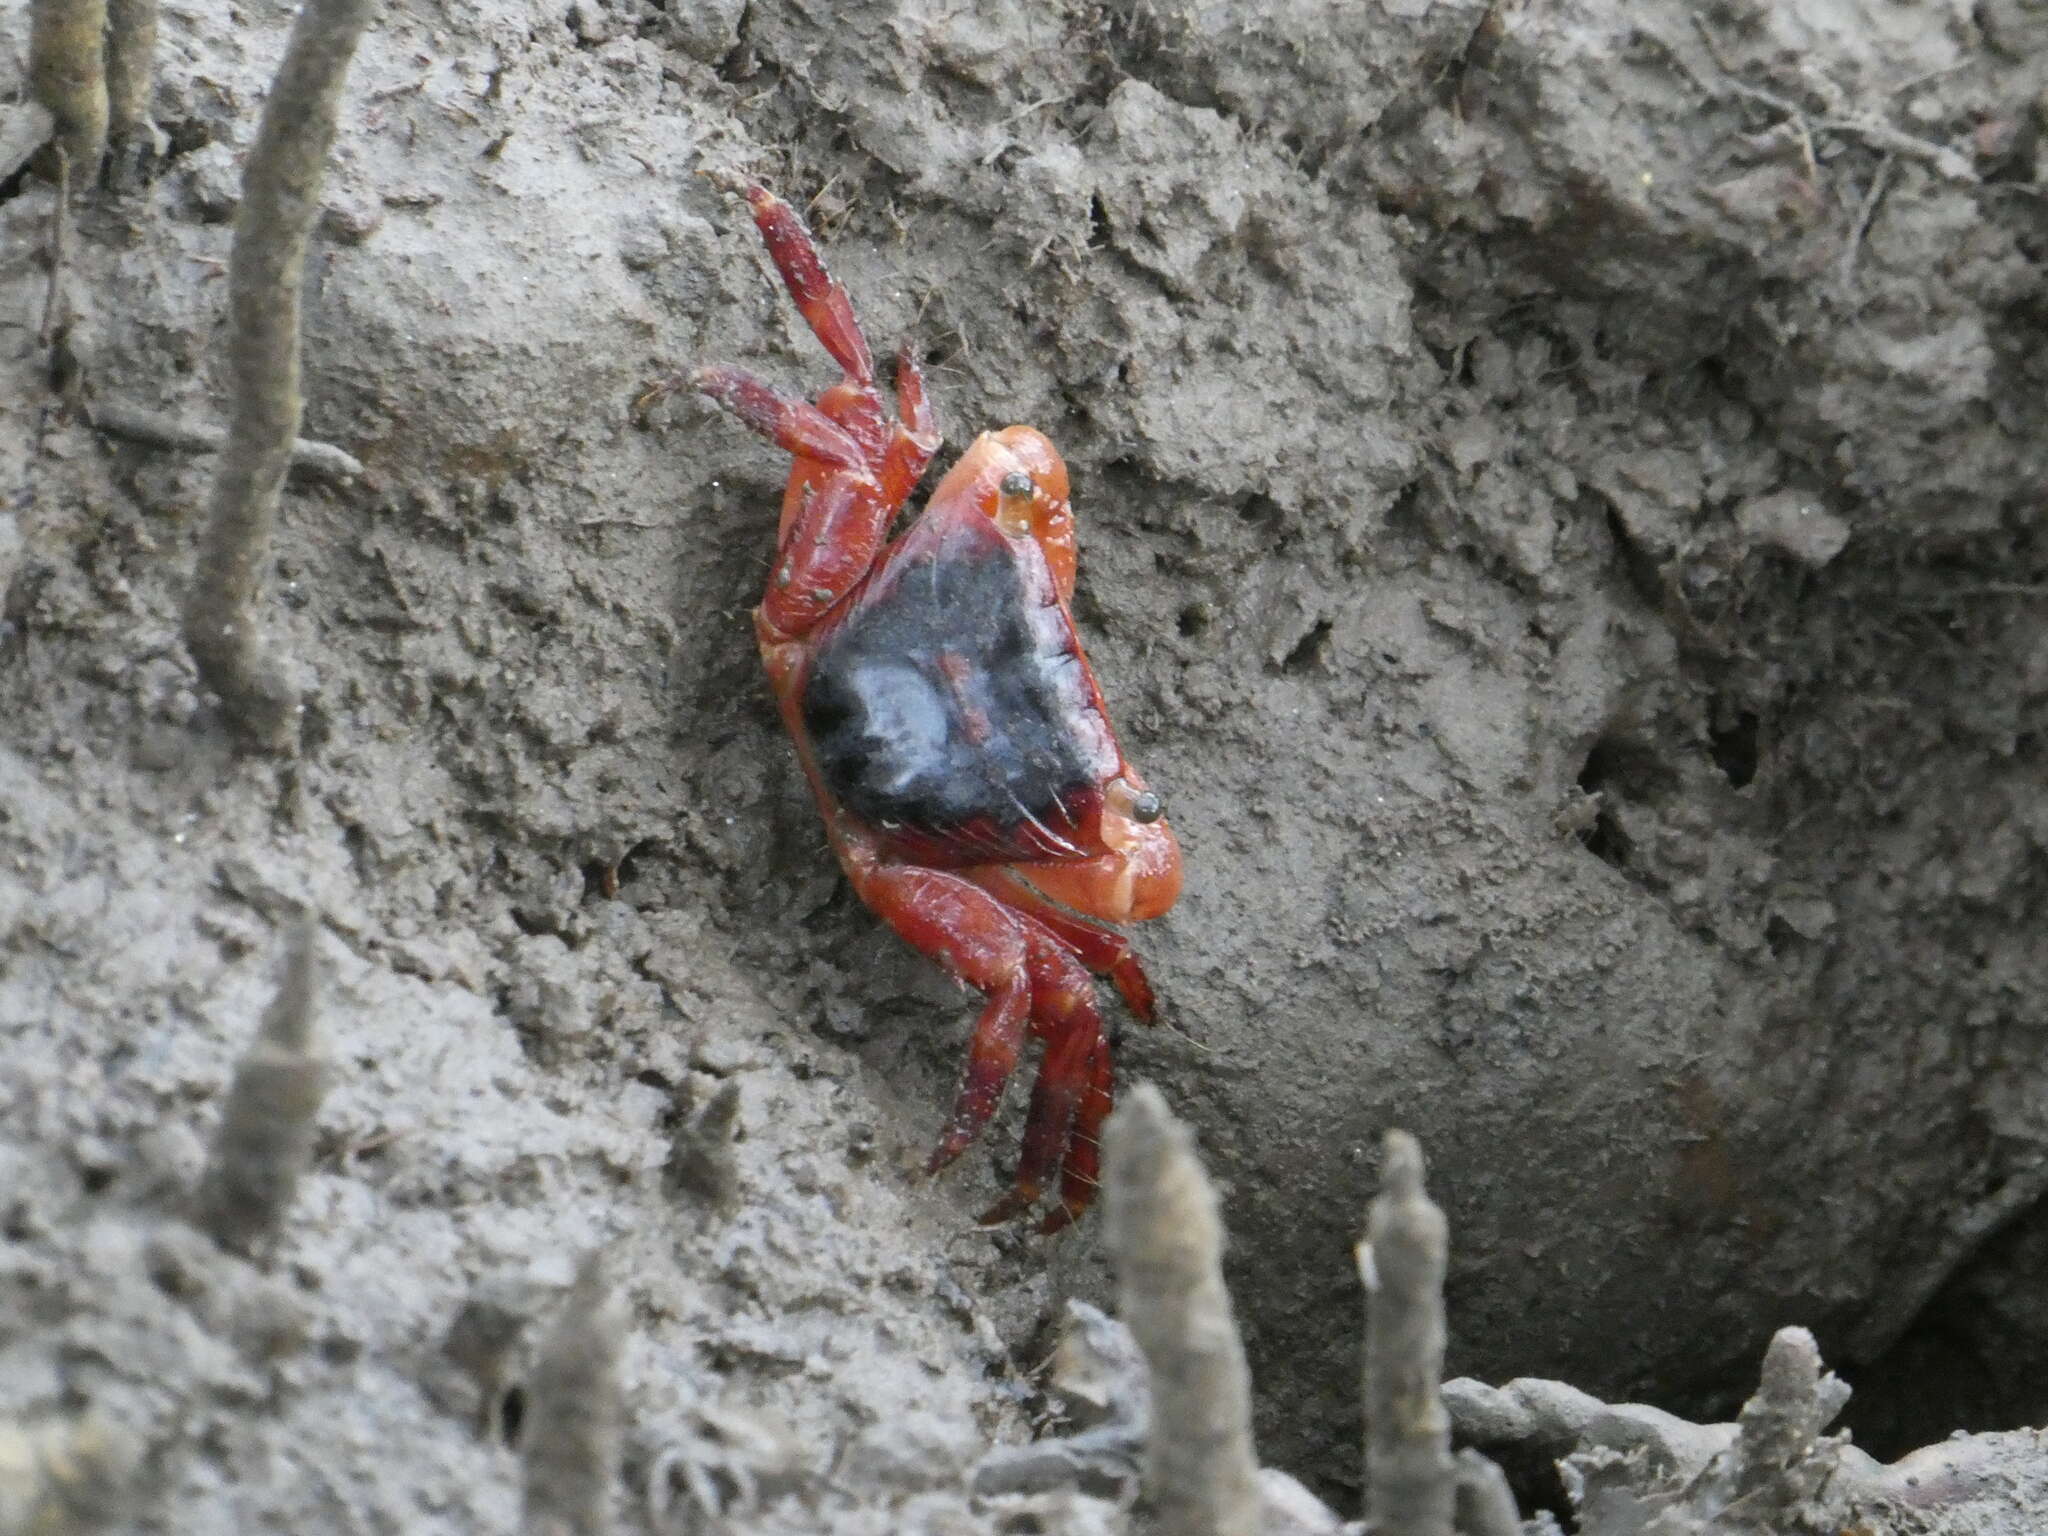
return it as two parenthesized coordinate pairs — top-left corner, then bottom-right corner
(694, 368), (905, 635)
(761, 474), (903, 636)
(693, 367), (869, 470)
(841, 860), (1038, 1164)
(931, 973), (1031, 1168)
(977, 928), (1112, 1227)
(740, 182), (876, 388)
(840, 848), (1112, 1224)
(968, 866), (1159, 1022)
(738, 181), (894, 462)
(1040, 1037), (1115, 1235)
(877, 341), (940, 510)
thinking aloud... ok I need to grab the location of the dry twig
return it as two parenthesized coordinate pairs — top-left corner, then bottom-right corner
(39, 145), (74, 356)
(182, 0), (373, 751)
(1102, 1083), (1262, 1536)
(91, 400), (363, 480)
(1836, 154), (1894, 295)
(1687, 14), (1976, 185)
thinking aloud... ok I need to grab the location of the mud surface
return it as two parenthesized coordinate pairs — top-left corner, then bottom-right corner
(5, 0), (2048, 1527)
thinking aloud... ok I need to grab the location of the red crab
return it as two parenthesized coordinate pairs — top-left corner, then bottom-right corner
(686, 181), (1182, 1232)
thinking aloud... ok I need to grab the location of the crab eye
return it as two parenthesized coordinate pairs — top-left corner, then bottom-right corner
(994, 470), (1037, 535)
(1106, 776), (1165, 826)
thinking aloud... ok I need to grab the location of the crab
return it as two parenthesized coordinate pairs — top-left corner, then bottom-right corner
(685, 181), (1183, 1232)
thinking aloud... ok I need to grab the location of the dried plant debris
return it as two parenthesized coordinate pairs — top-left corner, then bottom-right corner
(103, 0), (163, 180)
(664, 1080), (743, 1214)
(1452, 1325), (2048, 1534)
(91, 401), (363, 480)
(636, 1398), (813, 1533)
(1553, 1328), (1863, 1535)
(191, 923), (331, 1257)
(1444, 1375), (1729, 1479)
(973, 1300), (1149, 1502)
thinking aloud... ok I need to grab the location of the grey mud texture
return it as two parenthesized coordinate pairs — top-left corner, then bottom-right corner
(4, 0), (2048, 1530)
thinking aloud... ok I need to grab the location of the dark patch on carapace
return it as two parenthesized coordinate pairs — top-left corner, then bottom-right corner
(800, 508), (1115, 863)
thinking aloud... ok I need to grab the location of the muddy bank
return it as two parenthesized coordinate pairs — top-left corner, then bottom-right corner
(4, 0), (2047, 1527)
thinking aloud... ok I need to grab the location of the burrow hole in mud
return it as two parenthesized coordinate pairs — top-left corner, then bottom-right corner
(0, 115), (215, 207)
(1278, 618), (1334, 674)
(497, 1385), (526, 1445)
(1574, 733), (1674, 870)
(0, 158), (35, 207)
(1708, 707), (1760, 788)
(1237, 492), (1287, 534)
(581, 839), (654, 904)
(1087, 192), (1110, 249)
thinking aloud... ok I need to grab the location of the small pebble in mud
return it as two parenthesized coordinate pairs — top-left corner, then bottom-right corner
(667, 0), (744, 63)
(181, 143), (241, 223)
(319, 192), (383, 245)
(1736, 491), (1850, 569)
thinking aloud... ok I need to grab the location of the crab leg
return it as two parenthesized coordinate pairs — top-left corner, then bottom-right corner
(846, 861), (1034, 1159)
(740, 182), (876, 388)
(930, 974), (1030, 1173)
(976, 1028), (1094, 1228)
(878, 341), (940, 509)
(975, 926), (1110, 1227)
(735, 182), (902, 465)
(692, 367), (869, 470)
(765, 474), (901, 636)
(839, 844), (1111, 1224)
(1040, 1037), (1114, 1235)
(968, 866), (1158, 1022)
(698, 192), (940, 636)
(692, 364), (898, 634)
